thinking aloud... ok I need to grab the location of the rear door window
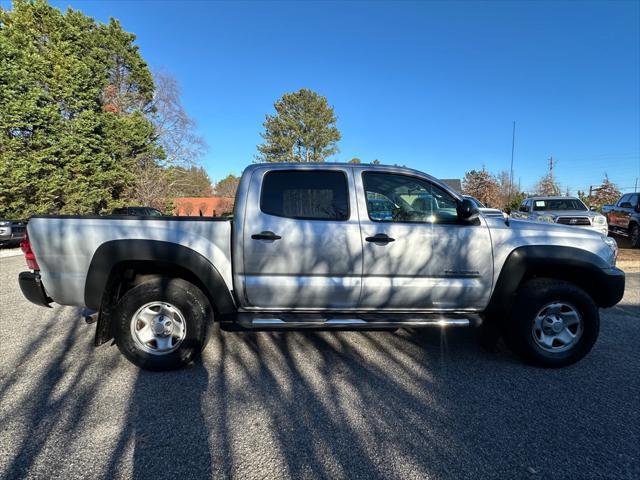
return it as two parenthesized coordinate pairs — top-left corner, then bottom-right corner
(260, 170), (349, 220)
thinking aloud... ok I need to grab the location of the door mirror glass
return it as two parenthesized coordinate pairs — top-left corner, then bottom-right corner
(457, 198), (480, 221)
(589, 205), (597, 211)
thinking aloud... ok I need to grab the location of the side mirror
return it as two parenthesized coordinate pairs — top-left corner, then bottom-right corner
(620, 202), (632, 208)
(458, 198), (479, 221)
(519, 206), (530, 212)
(589, 205), (597, 211)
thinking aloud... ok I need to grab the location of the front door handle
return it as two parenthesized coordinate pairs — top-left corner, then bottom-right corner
(365, 233), (395, 244)
(251, 231), (282, 241)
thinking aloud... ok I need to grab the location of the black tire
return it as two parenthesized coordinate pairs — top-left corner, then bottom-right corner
(505, 278), (599, 368)
(113, 277), (213, 371)
(630, 224), (640, 248)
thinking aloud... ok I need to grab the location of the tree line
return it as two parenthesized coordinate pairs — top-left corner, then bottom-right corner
(461, 167), (622, 212)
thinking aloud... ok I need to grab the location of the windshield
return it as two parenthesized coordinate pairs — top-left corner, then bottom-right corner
(532, 199), (587, 211)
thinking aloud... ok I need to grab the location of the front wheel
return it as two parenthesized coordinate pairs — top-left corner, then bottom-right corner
(505, 278), (599, 367)
(113, 277), (213, 371)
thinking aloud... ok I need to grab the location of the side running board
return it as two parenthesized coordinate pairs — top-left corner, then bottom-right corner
(234, 312), (481, 330)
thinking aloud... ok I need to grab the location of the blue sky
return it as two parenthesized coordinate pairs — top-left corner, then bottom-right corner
(43, 0), (640, 193)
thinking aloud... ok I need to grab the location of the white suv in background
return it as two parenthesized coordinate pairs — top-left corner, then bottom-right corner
(512, 196), (608, 236)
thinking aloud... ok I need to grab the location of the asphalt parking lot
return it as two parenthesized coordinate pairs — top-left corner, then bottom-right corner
(0, 255), (638, 480)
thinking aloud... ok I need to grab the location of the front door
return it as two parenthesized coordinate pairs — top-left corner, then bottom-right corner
(356, 171), (493, 310)
(242, 167), (363, 309)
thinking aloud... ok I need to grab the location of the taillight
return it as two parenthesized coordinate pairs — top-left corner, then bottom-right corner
(20, 231), (40, 270)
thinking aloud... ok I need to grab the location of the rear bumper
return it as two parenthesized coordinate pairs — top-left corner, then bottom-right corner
(599, 267), (625, 308)
(18, 271), (52, 307)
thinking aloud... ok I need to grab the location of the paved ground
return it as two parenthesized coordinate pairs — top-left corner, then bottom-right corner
(0, 255), (638, 480)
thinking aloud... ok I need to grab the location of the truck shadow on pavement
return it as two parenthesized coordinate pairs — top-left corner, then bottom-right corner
(3, 306), (637, 479)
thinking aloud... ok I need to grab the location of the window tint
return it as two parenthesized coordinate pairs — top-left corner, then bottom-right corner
(630, 194), (639, 207)
(261, 170), (349, 220)
(618, 194), (630, 206)
(362, 172), (459, 224)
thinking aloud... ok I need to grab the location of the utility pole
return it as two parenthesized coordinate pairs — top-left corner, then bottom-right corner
(509, 121), (516, 202)
(548, 156), (554, 175)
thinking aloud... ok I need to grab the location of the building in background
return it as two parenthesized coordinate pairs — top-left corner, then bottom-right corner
(173, 197), (234, 216)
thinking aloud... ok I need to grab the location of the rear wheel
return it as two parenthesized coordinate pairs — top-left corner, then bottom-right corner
(113, 277), (212, 371)
(505, 278), (599, 367)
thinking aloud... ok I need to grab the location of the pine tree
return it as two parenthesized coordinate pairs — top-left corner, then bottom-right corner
(257, 89), (341, 163)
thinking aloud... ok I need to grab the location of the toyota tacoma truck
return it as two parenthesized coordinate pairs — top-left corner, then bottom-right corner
(19, 163), (624, 371)
(603, 192), (640, 247)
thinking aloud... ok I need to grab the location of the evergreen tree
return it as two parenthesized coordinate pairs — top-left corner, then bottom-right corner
(214, 174), (240, 198)
(0, 0), (160, 217)
(257, 89), (341, 163)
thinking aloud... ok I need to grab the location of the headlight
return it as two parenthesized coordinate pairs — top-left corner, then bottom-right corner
(537, 215), (555, 223)
(603, 236), (618, 263)
(592, 215), (607, 225)
(0, 221), (10, 227)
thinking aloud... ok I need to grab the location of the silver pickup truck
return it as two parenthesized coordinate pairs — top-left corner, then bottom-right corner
(19, 163), (624, 371)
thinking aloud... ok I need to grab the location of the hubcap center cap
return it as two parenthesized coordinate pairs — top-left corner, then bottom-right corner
(153, 315), (173, 336)
(543, 315), (564, 334)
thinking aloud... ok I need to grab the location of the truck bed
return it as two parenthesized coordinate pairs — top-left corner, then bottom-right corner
(27, 215), (233, 306)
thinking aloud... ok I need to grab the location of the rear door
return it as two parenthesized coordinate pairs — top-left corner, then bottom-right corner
(241, 167), (363, 309)
(356, 170), (493, 310)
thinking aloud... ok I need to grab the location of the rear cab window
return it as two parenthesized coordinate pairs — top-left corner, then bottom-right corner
(260, 170), (349, 220)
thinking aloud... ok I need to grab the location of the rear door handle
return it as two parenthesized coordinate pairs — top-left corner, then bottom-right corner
(251, 231), (282, 241)
(365, 234), (395, 244)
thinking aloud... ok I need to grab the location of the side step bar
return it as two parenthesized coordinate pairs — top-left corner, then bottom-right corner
(235, 312), (482, 330)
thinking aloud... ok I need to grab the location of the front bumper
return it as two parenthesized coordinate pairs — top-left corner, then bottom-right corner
(18, 271), (52, 307)
(598, 267), (625, 308)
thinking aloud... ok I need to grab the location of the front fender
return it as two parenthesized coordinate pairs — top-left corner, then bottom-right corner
(486, 245), (625, 314)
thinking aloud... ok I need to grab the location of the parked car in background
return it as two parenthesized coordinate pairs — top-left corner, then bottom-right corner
(463, 195), (506, 219)
(0, 219), (26, 247)
(111, 206), (164, 216)
(511, 196), (608, 236)
(19, 163), (623, 371)
(603, 193), (640, 248)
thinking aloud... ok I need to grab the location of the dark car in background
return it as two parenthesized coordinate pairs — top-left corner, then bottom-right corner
(603, 192), (640, 247)
(0, 219), (27, 247)
(111, 207), (164, 216)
